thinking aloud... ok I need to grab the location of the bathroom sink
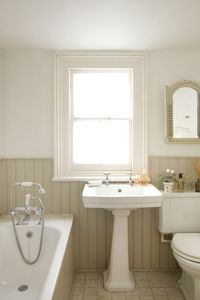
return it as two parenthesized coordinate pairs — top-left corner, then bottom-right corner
(82, 182), (162, 292)
(82, 183), (162, 209)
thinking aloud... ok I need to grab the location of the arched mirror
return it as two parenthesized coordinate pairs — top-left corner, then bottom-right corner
(165, 80), (200, 143)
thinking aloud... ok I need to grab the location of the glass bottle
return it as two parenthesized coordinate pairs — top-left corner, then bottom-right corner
(178, 173), (184, 192)
(195, 178), (200, 192)
(184, 176), (192, 192)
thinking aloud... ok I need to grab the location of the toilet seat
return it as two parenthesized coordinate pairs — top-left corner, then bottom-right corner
(172, 233), (200, 263)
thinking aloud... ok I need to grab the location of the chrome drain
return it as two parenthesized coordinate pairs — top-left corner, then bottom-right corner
(18, 285), (28, 292)
(26, 231), (33, 239)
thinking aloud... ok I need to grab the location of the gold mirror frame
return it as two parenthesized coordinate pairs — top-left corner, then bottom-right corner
(165, 80), (200, 143)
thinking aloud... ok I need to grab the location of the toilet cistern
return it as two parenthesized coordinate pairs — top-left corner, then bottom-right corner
(158, 192), (200, 300)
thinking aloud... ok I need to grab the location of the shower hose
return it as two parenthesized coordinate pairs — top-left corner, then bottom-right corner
(11, 197), (44, 265)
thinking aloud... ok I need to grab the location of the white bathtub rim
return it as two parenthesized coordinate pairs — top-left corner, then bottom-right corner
(0, 214), (74, 300)
(41, 214), (74, 300)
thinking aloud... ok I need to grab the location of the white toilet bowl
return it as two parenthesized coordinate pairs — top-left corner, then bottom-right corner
(172, 233), (200, 300)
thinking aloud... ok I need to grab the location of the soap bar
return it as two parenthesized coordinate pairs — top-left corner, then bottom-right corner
(88, 180), (102, 187)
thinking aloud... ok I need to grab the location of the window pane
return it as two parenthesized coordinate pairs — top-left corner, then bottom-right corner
(72, 70), (131, 118)
(73, 120), (130, 164)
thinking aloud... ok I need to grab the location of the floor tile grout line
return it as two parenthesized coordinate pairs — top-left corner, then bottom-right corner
(71, 271), (185, 300)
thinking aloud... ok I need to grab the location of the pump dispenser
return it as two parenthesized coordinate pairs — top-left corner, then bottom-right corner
(178, 173), (184, 192)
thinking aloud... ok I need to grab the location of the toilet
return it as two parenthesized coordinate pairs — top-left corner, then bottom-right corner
(159, 192), (200, 300)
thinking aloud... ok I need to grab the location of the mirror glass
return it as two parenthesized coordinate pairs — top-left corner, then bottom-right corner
(166, 81), (200, 143)
(173, 87), (198, 138)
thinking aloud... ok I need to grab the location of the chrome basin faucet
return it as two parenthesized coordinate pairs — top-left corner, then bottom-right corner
(128, 172), (134, 185)
(103, 172), (111, 185)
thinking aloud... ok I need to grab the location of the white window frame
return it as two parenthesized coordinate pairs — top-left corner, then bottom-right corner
(54, 52), (147, 181)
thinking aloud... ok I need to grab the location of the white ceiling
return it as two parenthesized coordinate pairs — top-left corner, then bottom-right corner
(0, 0), (200, 51)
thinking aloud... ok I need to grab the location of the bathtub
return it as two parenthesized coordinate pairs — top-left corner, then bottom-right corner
(0, 214), (74, 300)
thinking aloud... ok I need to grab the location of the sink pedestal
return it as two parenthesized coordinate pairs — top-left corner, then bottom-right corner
(104, 209), (135, 291)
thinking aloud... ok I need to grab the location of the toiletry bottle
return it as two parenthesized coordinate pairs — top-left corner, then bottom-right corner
(178, 173), (184, 192)
(184, 176), (192, 192)
(139, 169), (150, 184)
(195, 178), (200, 192)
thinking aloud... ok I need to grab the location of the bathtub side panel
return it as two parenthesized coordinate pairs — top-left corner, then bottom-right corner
(53, 228), (74, 300)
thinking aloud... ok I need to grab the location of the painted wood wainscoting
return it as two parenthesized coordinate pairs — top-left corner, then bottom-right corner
(0, 157), (196, 271)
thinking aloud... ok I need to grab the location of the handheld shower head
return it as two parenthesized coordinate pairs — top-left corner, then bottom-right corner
(13, 182), (33, 188)
(12, 182), (46, 194)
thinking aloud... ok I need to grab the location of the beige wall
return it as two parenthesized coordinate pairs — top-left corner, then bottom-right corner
(1, 51), (200, 159)
(148, 51), (200, 157)
(1, 52), (200, 272)
(3, 157), (198, 271)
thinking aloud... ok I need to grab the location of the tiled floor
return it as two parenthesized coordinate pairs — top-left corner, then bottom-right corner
(71, 271), (185, 300)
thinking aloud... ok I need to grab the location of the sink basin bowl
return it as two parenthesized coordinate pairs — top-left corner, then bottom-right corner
(82, 183), (162, 209)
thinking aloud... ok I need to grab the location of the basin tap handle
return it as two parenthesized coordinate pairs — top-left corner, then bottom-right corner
(25, 194), (31, 210)
(103, 172), (111, 184)
(127, 171), (134, 184)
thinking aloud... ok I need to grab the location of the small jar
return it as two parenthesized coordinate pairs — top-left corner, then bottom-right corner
(163, 181), (174, 192)
(195, 178), (200, 192)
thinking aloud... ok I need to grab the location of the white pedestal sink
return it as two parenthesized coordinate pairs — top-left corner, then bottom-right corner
(82, 183), (162, 291)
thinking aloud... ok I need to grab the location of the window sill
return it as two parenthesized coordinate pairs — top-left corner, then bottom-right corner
(52, 175), (131, 182)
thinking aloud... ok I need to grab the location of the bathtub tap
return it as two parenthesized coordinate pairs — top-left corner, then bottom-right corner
(21, 193), (44, 225)
(11, 194), (44, 225)
(11, 182), (45, 264)
(11, 181), (45, 226)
